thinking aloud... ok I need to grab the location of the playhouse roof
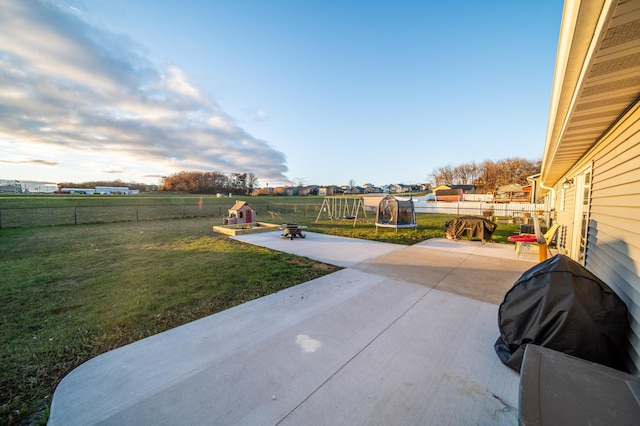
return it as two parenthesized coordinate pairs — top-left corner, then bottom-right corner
(230, 201), (253, 211)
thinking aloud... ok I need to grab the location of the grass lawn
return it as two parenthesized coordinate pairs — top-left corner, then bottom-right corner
(0, 206), (520, 425)
(303, 213), (520, 245)
(0, 217), (339, 425)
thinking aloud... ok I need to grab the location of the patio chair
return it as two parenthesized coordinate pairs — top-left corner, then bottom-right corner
(515, 222), (560, 258)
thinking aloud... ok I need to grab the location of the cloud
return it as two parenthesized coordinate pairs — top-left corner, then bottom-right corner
(0, 158), (59, 166)
(252, 108), (269, 121)
(0, 0), (288, 183)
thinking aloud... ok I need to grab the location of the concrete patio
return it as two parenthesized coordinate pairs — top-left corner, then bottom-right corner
(48, 233), (541, 425)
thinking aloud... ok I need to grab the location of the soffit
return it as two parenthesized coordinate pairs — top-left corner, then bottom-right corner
(541, 0), (640, 186)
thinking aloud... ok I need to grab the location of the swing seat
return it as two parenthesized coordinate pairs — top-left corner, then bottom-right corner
(344, 215), (356, 220)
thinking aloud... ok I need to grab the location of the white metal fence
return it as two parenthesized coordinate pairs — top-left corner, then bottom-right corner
(413, 201), (546, 216)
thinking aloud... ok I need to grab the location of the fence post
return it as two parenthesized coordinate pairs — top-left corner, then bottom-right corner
(74, 206), (77, 225)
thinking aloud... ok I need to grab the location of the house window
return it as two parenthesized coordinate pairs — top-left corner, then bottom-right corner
(570, 165), (593, 265)
(576, 171), (592, 265)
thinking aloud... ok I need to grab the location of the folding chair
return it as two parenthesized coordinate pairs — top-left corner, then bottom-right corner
(515, 220), (560, 259)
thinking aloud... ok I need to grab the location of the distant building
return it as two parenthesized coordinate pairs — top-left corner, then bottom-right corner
(433, 184), (475, 194)
(0, 182), (22, 193)
(298, 185), (319, 196)
(59, 187), (96, 195)
(285, 187), (299, 196)
(435, 188), (463, 202)
(492, 184), (531, 203)
(319, 186), (341, 196)
(387, 183), (414, 193)
(362, 183), (383, 193)
(95, 186), (131, 195)
(28, 184), (57, 193)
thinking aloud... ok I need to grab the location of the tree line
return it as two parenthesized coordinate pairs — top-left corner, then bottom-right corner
(58, 158), (539, 196)
(430, 157), (541, 193)
(160, 171), (258, 195)
(58, 171), (259, 195)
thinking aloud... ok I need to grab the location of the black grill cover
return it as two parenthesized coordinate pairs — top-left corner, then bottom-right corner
(445, 216), (497, 240)
(495, 254), (629, 373)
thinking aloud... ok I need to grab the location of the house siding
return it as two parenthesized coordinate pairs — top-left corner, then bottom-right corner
(551, 107), (640, 372)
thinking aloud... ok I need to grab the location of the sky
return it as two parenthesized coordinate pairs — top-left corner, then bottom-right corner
(0, 0), (563, 187)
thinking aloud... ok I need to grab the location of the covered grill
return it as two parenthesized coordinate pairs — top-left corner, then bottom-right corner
(494, 254), (629, 373)
(444, 216), (496, 242)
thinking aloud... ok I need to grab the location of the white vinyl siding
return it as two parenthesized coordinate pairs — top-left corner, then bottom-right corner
(577, 108), (640, 373)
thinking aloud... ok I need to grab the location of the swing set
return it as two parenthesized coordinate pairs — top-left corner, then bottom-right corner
(315, 196), (367, 227)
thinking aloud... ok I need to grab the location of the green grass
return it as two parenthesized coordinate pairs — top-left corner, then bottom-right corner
(0, 194), (326, 228)
(290, 213), (520, 245)
(0, 198), (521, 425)
(0, 217), (338, 425)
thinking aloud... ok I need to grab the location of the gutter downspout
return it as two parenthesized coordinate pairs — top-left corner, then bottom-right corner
(531, 176), (556, 230)
(538, 181), (556, 211)
(528, 174), (556, 211)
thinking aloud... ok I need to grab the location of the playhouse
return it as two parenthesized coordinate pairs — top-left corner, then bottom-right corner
(223, 201), (256, 225)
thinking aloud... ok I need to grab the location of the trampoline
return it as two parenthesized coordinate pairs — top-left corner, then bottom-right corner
(375, 194), (417, 232)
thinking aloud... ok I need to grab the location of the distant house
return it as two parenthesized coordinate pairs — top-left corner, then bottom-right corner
(285, 187), (299, 196)
(435, 188), (463, 202)
(346, 186), (364, 194)
(433, 185), (450, 193)
(387, 184), (410, 193)
(433, 184), (476, 201)
(434, 184), (475, 194)
(298, 185), (319, 196)
(319, 186), (341, 196)
(492, 184), (531, 203)
(362, 183), (383, 193)
(453, 184), (475, 194)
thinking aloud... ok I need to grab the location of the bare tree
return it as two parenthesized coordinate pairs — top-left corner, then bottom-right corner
(431, 158), (540, 193)
(431, 165), (456, 186)
(246, 173), (259, 195)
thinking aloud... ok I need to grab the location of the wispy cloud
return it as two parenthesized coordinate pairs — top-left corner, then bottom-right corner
(0, 0), (288, 183)
(252, 108), (269, 121)
(0, 158), (59, 166)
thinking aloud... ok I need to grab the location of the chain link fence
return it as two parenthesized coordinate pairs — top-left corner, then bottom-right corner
(0, 204), (231, 228)
(0, 200), (548, 229)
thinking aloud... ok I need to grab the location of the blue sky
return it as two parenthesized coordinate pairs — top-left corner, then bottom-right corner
(0, 0), (563, 187)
